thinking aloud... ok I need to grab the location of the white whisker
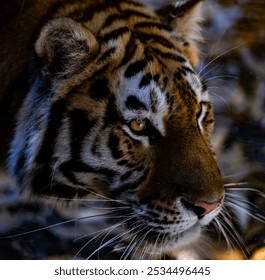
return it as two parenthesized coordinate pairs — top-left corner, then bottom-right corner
(74, 214), (135, 259)
(198, 42), (247, 75)
(120, 224), (148, 260)
(225, 187), (265, 198)
(221, 210), (248, 255)
(0, 211), (116, 240)
(224, 182), (249, 187)
(84, 214), (140, 259)
(225, 200), (265, 224)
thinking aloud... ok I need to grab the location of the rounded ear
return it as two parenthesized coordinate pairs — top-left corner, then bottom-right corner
(157, 0), (203, 66)
(35, 18), (99, 78)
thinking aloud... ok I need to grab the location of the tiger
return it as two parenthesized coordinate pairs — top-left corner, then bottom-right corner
(1, 0), (262, 259)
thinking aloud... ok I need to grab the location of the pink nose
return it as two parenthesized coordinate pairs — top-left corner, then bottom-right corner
(194, 198), (223, 216)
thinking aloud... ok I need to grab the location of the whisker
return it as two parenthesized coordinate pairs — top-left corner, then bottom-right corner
(225, 200), (265, 224)
(120, 224), (148, 260)
(73, 211), (132, 242)
(83, 214), (140, 259)
(224, 182), (249, 188)
(202, 26), (229, 63)
(210, 91), (232, 110)
(218, 208), (249, 258)
(212, 216), (233, 252)
(73, 213), (135, 258)
(225, 187), (265, 198)
(200, 64), (221, 80)
(130, 226), (155, 260)
(225, 192), (262, 210)
(79, 203), (131, 211)
(41, 192), (129, 205)
(198, 41), (247, 75)
(203, 75), (239, 83)
(0, 211), (118, 240)
(97, 218), (140, 259)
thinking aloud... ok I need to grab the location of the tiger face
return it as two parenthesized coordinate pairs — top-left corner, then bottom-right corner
(9, 0), (224, 256)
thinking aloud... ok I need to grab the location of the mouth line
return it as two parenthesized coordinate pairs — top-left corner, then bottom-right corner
(126, 219), (200, 244)
(127, 222), (201, 257)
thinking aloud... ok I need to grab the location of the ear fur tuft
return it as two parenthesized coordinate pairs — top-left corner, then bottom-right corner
(137, 0), (204, 66)
(35, 18), (99, 78)
(169, 0), (203, 66)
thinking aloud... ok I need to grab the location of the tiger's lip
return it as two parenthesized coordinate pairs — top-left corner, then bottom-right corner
(131, 222), (202, 255)
(126, 217), (200, 242)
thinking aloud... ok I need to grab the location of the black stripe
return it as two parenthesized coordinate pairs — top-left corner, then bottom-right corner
(180, 82), (198, 109)
(104, 96), (121, 126)
(91, 136), (100, 155)
(59, 161), (86, 186)
(60, 160), (118, 182)
(36, 99), (66, 164)
(201, 80), (208, 93)
(113, 168), (150, 195)
(117, 159), (129, 166)
(125, 59), (148, 78)
(68, 109), (96, 159)
(120, 164), (144, 182)
(98, 47), (117, 63)
(150, 90), (158, 113)
(90, 78), (111, 99)
(120, 170), (133, 181)
(108, 132), (123, 159)
(135, 31), (175, 49)
(125, 95), (147, 110)
(102, 8), (155, 29)
(123, 9), (155, 20)
(90, 63), (109, 80)
(102, 13), (127, 29)
(182, 66), (195, 74)
(174, 70), (183, 80)
(134, 21), (173, 32)
(100, 27), (130, 44)
(118, 39), (138, 68)
(139, 73), (152, 88)
(31, 99), (65, 194)
(162, 76), (169, 91)
(33, 176), (91, 198)
(13, 148), (27, 185)
(150, 47), (186, 63)
(75, 2), (118, 22)
(32, 166), (56, 195)
(46, 183), (91, 198)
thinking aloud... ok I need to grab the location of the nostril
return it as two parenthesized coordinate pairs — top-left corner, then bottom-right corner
(181, 197), (223, 217)
(181, 198), (206, 217)
(194, 199), (222, 216)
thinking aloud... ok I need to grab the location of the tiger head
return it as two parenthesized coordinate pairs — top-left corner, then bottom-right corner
(9, 0), (224, 256)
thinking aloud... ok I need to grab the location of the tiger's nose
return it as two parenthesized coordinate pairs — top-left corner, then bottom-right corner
(181, 197), (224, 217)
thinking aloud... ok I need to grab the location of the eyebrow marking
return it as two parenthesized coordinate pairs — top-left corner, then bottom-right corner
(125, 95), (147, 110)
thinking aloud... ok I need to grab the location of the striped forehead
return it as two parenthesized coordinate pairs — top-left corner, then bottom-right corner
(114, 61), (208, 113)
(115, 70), (169, 124)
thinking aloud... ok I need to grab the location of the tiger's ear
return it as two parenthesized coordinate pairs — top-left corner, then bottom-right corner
(35, 18), (99, 78)
(154, 0), (203, 66)
(158, 0), (203, 66)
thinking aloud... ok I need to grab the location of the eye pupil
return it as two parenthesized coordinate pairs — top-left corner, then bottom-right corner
(130, 119), (147, 132)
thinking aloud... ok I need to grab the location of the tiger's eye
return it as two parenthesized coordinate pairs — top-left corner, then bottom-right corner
(129, 119), (147, 132)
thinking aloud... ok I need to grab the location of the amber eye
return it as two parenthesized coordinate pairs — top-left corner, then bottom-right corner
(129, 119), (147, 133)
